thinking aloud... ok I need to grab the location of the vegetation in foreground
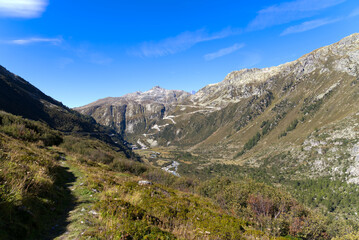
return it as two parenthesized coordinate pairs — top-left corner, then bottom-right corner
(0, 111), (358, 239)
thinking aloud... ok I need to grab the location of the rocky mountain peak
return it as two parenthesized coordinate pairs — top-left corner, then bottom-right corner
(75, 87), (191, 110)
(122, 86), (191, 104)
(151, 85), (163, 90)
(191, 33), (359, 107)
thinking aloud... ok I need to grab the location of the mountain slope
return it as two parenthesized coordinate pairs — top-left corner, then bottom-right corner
(0, 65), (135, 157)
(1, 111), (349, 239)
(75, 86), (191, 139)
(77, 33), (359, 221)
(77, 33), (359, 153)
(0, 65), (96, 132)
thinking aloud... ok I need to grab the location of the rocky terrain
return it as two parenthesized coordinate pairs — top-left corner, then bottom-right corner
(76, 34), (359, 221)
(75, 86), (191, 141)
(77, 33), (359, 156)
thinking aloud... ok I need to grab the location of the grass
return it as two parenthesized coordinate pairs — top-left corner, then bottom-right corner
(0, 132), (72, 239)
(1, 111), (359, 239)
(51, 159), (100, 239)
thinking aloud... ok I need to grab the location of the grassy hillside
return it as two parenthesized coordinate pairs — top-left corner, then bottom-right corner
(0, 65), (134, 161)
(0, 112), (70, 239)
(1, 111), (358, 239)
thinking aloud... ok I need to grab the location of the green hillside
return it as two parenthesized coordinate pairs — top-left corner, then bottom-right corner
(2, 111), (356, 239)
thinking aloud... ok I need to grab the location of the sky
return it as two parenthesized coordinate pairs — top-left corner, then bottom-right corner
(0, 0), (359, 108)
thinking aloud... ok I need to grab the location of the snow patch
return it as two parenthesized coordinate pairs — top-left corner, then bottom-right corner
(151, 124), (161, 131)
(137, 139), (148, 149)
(164, 115), (176, 124)
(316, 82), (340, 100)
(146, 138), (158, 147)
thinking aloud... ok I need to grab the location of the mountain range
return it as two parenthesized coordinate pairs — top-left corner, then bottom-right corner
(76, 34), (359, 170)
(75, 33), (359, 221)
(1, 33), (359, 239)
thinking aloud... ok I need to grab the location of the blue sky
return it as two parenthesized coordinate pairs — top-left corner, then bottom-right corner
(0, 0), (358, 107)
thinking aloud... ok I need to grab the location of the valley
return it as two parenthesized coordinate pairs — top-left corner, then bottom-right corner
(76, 33), (359, 232)
(1, 33), (359, 239)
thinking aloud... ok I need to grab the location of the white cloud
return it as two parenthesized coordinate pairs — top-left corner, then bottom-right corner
(281, 18), (341, 36)
(350, 7), (359, 17)
(248, 0), (346, 30)
(131, 28), (240, 58)
(7, 37), (62, 45)
(204, 43), (245, 61)
(0, 0), (48, 18)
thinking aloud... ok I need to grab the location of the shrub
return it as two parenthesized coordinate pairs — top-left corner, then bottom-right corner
(110, 159), (148, 175)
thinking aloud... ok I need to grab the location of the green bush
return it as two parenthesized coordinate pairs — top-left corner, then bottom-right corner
(235, 132), (261, 157)
(0, 112), (63, 146)
(110, 159), (148, 175)
(286, 119), (299, 132)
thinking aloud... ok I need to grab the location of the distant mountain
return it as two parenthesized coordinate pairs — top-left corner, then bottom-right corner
(77, 33), (359, 184)
(75, 86), (191, 138)
(0, 65), (134, 158)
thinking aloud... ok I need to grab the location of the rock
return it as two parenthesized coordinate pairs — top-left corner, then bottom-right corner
(74, 86), (191, 136)
(89, 210), (98, 215)
(138, 180), (153, 186)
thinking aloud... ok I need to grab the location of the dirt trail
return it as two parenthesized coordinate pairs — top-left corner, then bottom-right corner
(44, 161), (77, 239)
(46, 156), (99, 240)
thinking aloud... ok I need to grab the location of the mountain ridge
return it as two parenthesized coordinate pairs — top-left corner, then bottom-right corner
(0, 65), (135, 158)
(191, 33), (359, 107)
(76, 33), (359, 150)
(74, 86), (192, 137)
(76, 33), (359, 194)
(75, 86), (191, 109)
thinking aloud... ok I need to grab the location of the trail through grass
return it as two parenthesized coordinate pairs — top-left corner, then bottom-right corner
(50, 156), (100, 240)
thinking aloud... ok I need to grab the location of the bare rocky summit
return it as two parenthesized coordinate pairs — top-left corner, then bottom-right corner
(74, 86), (191, 136)
(192, 33), (359, 107)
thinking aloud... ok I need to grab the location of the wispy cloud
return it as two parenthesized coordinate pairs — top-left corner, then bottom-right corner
(74, 45), (113, 65)
(281, 18), (341, 36)
(248, 0), (346, 30)
(350, 7), (359, 17)
(57, 57), (74, 69)
(6, 37), (62, 45)
(0, 0), (48, 18)
(204, 43), (245, 61)
(87, 52), (113, 65)
(130, 28), (241, 58)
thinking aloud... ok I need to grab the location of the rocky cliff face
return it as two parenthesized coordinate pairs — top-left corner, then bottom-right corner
(75, 86), (191, 140)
